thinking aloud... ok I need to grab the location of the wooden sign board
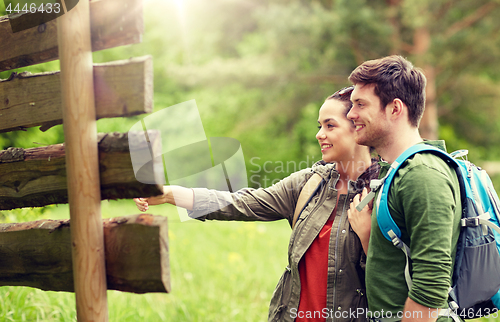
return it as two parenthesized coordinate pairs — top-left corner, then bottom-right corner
(0, 0), (143, 72)
(0, 56), (153, 133)
(0, 214), (170, 293)
(0, 131), (164, 210)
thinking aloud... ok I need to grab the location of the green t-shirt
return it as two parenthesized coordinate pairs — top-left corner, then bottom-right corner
(366, 140), (462, 317)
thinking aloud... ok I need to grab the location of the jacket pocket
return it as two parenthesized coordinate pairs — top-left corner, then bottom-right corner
(354, 288), (368, 322)
(269, 267), (292, 321)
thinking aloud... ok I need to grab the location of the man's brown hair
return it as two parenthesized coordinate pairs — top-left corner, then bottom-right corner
(348, 55), (427, 127)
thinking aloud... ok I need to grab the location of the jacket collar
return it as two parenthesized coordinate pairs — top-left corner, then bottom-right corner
(311, 160), (336, 181)
(350, 159), (381, 194)
(312, 159), (380, 193)
(378, 139), (448, 169)
(420, 139), (447, 151)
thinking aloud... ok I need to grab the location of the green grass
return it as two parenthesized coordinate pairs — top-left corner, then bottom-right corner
(0, 200), (291, 321)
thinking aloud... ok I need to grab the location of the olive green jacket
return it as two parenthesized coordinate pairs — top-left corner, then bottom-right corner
(188, 160), (379, 322)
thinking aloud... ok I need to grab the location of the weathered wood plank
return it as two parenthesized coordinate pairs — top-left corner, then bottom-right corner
(0, 132), (164, 210)
(0, 0), (143, 72)
(0, 56), (153, 133)
(0, 214), (170, 293)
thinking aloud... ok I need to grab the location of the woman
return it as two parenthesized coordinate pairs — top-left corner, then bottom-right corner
(135, 86), (379, 322)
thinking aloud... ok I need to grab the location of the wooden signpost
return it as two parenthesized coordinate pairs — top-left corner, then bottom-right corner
(0, 0), (168, 320)
(0, 214), (170, 294)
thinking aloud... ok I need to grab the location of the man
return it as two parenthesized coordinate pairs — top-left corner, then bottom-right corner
(346, 55), (461, 322)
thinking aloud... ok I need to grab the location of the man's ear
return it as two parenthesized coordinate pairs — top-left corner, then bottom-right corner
(388, 98), (405, 120)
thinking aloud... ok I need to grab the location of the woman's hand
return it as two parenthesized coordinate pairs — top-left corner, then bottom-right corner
(134, 197), (150, 212)
(133, 188), (169, 212)
(133, 186), (195, 211)
(348, 187), (372, 254)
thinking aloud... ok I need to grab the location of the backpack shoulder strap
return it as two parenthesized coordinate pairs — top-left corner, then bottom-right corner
(292, 173), (323, 229)
(377, 144), (457, 242)
(376, 144), (459, 292)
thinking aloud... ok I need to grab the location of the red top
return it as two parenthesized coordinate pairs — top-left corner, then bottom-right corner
(296, 219), (333, 322)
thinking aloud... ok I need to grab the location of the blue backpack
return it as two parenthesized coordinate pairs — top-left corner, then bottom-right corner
(357, 144), (500, 320)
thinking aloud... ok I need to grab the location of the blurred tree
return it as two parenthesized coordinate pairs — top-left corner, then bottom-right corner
(2, 0), (500, 187)
(379, 0), (500, 157)
(151, 0), (500, 186)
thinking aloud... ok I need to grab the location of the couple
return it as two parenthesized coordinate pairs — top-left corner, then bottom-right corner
(135, 56), (460, 322)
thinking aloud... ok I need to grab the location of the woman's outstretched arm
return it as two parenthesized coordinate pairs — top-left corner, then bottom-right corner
(134, 185), (194, 211)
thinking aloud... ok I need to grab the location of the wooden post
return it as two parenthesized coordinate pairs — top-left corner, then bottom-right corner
(57, 1), (108, 320)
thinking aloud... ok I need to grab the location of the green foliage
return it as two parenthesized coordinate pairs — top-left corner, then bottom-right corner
(0, 287), (76, 321)
(0, 124), (64, 150)
(0, 205), (55, 223)
(4, 0), (500, 177)
(127, 0), (500, 189)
